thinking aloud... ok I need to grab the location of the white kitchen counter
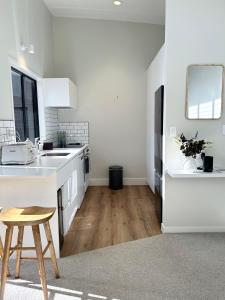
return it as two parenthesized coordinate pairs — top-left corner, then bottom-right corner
(0, 146), (87, 177)
(167, 169), (225, 178)
(0, 145), (89, 258)
(0, 167), (54, 177)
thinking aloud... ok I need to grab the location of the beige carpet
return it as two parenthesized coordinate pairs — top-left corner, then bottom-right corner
(2, 233), (225, 300)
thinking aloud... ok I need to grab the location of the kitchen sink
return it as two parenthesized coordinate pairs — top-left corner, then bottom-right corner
(42, 153), (71, 157)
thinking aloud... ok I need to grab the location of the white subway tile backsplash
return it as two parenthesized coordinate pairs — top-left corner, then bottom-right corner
(45, 108), (59, 146)
(0, 117), (89, 151)
(3, 121), (10, 127)
(0, 120), (16, 148)
(1, 128), (6, 134)
(59, 121), (89, 145)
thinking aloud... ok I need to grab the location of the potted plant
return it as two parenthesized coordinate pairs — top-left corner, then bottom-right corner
(176, 132), (211, 170)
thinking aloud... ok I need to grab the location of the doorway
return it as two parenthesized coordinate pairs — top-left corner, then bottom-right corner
(154, 85), (164, 223)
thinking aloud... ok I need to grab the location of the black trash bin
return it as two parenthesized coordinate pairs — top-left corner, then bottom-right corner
(109, 165), (123, 190)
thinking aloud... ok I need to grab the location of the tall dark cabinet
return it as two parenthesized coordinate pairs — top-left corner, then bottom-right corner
(154, 85), (164, 223)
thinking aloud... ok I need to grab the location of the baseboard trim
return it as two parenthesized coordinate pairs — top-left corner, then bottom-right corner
(89, 178), (147, 186)
(161, 223), (225, 233)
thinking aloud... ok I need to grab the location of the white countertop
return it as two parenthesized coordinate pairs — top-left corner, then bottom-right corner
(0, 146), (88, 177)
(29, 147), (86, 170)
(167, 169), (225, 178)
(0, 167), (54, 178)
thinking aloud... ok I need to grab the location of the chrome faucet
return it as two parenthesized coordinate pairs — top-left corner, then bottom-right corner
(34, 137), (40, 153)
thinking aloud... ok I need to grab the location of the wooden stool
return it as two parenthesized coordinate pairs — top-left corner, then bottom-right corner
(0, 208), (10, 277)
(0, 206), (60, 300)
(0, 208), (3, 259)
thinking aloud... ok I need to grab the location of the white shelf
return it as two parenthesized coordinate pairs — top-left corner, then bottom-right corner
(167, 169), (225, 178)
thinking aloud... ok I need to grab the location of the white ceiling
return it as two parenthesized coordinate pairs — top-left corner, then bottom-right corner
(43, 0), (165, 25)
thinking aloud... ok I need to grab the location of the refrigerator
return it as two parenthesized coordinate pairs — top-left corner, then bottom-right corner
(154, 85), (164, 223)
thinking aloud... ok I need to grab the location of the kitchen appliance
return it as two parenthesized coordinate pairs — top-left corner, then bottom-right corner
(154, 85), (164, 223)
(43, 142), (53, 150)
(83, 146), (90, 192)
(1, 141), (36, 165)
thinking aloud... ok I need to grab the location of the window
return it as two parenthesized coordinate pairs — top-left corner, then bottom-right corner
(11, 68), (39, 142)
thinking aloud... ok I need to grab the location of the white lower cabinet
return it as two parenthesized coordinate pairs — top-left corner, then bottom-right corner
(61, 153), (85, 234)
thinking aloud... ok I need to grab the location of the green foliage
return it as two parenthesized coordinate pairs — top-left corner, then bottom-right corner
(176, 131), (211, 158)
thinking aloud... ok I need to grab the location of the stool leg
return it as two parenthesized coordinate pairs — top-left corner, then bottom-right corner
(43, 221), (60, 279)
(0, 226), (13, 300)
(0, 237), (10, 277)
(15, 226), (24, 279)
(0, 236), (3, 257)
(32, 225), (48, 300)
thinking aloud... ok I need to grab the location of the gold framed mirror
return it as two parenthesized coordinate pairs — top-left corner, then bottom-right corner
(185, 64), (224, 120)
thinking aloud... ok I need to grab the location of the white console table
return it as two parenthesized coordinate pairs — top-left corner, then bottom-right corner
(162, 169), (225, 233)
(167, 169), (225, 178)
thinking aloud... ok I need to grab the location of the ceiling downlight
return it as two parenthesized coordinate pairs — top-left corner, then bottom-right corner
(113, 0), (123, 6)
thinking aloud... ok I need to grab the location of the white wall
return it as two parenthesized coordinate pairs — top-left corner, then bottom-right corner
(53, 18), (165, 183)
(0, 0), (54, 120)
(165, 0), (225, 170)
(146, 45), (165, 191)
(163, 0), (225, 231)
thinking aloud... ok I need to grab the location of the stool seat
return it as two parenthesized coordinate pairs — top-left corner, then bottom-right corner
(0, 206), (55, 226)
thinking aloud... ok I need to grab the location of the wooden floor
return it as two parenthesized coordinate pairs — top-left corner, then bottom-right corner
(61, 186), (161, 256)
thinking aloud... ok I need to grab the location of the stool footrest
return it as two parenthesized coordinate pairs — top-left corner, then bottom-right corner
(10, 246), (36, 257)
(11, 246), (36, 251)
(9, 243), (52, 258)
(20, 257), (51, 260)
(10, 244), (52, 256)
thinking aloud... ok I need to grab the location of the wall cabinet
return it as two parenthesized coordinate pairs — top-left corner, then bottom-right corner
(43, 78), (78, 109)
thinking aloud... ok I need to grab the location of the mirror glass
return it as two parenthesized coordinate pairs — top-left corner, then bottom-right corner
(186, 65), (224, 119)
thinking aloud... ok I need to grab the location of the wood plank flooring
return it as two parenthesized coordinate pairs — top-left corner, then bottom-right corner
(61, 186), (161, 256)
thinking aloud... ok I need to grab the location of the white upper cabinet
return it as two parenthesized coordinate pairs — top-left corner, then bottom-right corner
(43, 78), (78, 109)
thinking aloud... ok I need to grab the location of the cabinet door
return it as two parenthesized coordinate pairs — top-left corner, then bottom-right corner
(71, 157), (79, 209)
(71, 169), (78, 203)
(62, 178), (72, 234)
(63, 202), (78, 235)
(69, 79), (78, 109)
(61, 179), (70, 208)
(77, 154), (85, 208)
(44, 78), (78, 109)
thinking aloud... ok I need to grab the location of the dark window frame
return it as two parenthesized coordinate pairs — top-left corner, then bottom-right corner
(11, 67), (40, 141)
